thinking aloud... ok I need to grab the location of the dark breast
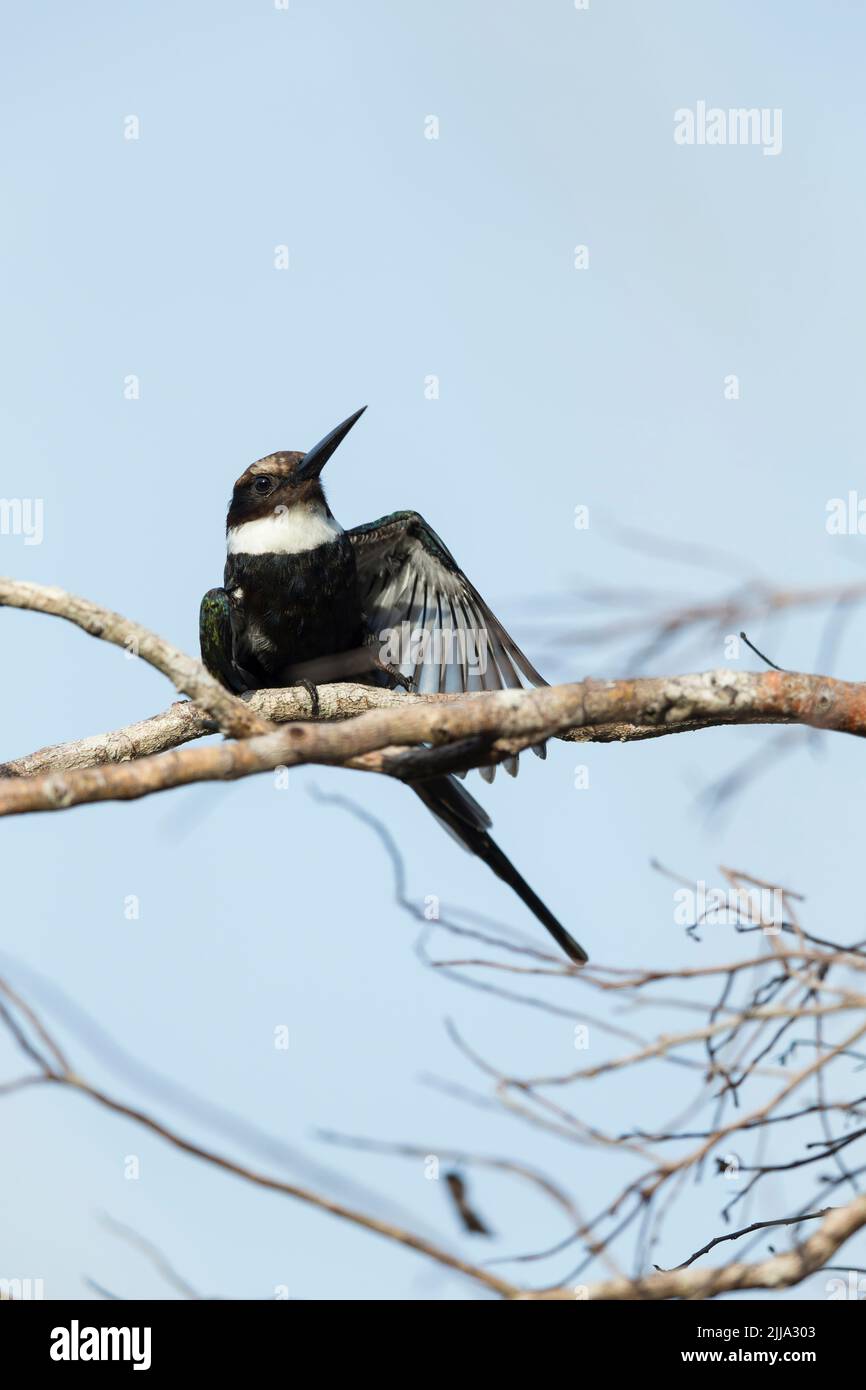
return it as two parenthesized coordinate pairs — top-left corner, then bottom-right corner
(224, 535), (367, 685)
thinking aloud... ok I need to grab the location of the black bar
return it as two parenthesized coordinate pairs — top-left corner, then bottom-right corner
(2, 1295), (859, 1374)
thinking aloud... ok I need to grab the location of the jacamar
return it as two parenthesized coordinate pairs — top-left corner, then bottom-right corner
(199, 408), (587, 963)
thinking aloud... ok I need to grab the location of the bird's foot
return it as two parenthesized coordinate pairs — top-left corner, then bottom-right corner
(374, 658), (414, 693)
(361, 630), (414, 692)
(292, 678), (320, 719)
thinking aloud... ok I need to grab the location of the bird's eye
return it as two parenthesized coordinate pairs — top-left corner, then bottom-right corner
(253, 476), (273, 495)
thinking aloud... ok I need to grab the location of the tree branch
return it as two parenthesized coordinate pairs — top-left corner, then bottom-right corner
(2, 665), (866, 817)
(528, 1196), (866, 1300)
(0, 577), (270, 738)
(4, 969), (865, 1302)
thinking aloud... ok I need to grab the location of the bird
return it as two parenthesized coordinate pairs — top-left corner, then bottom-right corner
(199, 407), (587, 964)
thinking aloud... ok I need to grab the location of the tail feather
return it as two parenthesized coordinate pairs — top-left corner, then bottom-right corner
(410, 774), (588, 964)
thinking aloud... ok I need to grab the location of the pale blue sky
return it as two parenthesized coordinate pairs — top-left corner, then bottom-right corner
(1, 1), (865, 1299)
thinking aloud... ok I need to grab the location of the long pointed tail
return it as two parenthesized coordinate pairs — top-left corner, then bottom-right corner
(410, 774), (588, 964)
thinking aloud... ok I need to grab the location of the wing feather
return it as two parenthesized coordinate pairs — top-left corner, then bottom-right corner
(349, 511), (547, 776)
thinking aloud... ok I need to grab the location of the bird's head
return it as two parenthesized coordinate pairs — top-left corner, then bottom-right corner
(226, 407), (366, 537)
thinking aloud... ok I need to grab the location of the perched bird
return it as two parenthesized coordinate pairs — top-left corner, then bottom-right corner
(200, 407), (587, 963)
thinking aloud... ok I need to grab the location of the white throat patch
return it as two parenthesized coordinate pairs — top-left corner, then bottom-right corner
(227, 506), (343, 557)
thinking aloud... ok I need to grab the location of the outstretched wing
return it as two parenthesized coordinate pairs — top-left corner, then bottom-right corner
(348, 511), (547, 778)
(199, 587), (245, 693)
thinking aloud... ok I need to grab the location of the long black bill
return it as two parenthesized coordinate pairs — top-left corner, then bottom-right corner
(295, 405), (367, 482)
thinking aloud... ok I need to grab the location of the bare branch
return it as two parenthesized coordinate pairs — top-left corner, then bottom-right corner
(528, 1198), (866, 1300)
(3, 666), (866, 817)
(0, 577), (270, 738)
(0, 977), (517, 1299)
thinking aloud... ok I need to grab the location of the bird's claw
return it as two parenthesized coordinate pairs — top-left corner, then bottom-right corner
(378, 659), (414, 693)
(293, 678), (320, 719)
(391, 668), (415, 693)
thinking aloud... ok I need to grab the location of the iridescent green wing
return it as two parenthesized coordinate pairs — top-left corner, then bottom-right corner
(199, 587), (242, 693)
